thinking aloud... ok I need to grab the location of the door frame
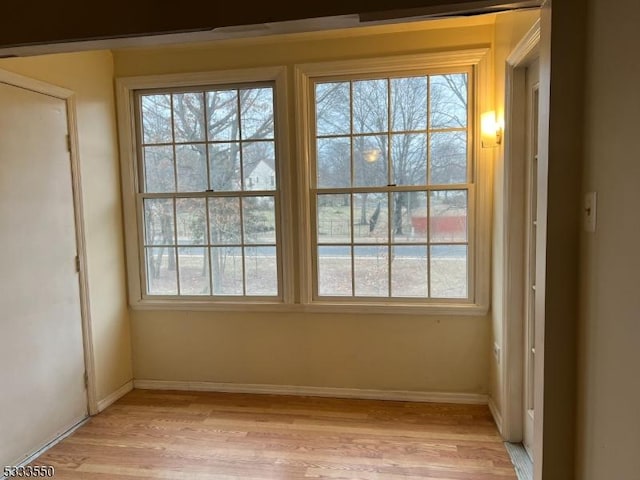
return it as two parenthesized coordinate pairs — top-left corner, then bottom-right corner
(500, 20), (541, 443)
(0, 69), (97, 415)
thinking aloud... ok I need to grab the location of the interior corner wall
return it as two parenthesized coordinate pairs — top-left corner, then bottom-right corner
(537, 0), (586, 477)
(576, 0), (640, 477)
(490, 9), (540, 431)
(114, 21), (495, 396)
(0, 52), (133, 402)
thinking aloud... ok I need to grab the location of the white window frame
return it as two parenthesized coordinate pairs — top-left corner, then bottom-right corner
(294, 49), (492, 315)
(117, 51), (491, 315)
(116, 67), (294, 310)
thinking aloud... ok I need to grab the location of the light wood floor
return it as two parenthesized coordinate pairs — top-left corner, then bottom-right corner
(31, 390), (516, 479)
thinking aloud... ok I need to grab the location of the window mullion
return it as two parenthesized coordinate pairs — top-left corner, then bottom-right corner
(387, 191), (392, 298)
(349, 195), (355, 297)
(349, 80), (355, 297)
(426, 76), (432, 298)
(386, 78), (392, 297)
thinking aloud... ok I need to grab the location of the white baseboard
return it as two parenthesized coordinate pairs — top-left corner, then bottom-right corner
(489, 396), (503, 433)
(97, 380), (134, 412)
(133, 380), (488, 405)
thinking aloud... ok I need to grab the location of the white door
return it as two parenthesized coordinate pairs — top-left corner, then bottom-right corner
(0, 80), (88, 466)
(523, 58), (540, 459)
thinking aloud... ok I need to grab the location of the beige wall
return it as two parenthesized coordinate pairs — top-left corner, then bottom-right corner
(114, 19), (498, 394)
(133, 311), (488, 392)
(576, 0), (640, 477)
(113, 19), (494, 77)
(0, 52), (133, 402)
(490, 9), (540, 422)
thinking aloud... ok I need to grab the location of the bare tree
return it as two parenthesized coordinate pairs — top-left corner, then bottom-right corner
(141, 87), (275, 294)
(314, 73), (468, 239)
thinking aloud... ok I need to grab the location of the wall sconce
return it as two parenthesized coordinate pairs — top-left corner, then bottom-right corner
(481, 111), (503, 148)
(363, 148), (381, 163)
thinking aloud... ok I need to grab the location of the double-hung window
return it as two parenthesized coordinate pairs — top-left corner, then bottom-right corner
(311, 71), (471, 300)
(120, 68), (288, 304)
(119, 52), (489, 312)
(296, 51), (491, 311)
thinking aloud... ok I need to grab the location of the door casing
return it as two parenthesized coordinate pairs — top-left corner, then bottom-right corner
(499, 19), (541, 444)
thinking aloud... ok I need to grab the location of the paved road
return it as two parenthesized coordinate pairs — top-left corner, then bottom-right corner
(170, 245), (466, 258)
(318, 245), (466, 258)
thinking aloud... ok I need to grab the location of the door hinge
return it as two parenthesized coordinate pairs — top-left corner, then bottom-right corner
(75, 255), (80, 273)
(84, 371), (89, 389)
(66, 134), (72, 152)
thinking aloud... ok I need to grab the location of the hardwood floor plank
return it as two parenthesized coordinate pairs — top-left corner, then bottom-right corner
(29, 390), (516, 479)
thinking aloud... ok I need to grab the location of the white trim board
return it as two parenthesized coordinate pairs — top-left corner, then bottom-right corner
(133, 380), (488, 405)
(97, 380), (134, 412)
(489, 397), (503, 432)
(499, 19), (541, 442)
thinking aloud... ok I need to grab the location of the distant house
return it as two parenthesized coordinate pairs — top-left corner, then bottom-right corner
(245, 159), (275, 190)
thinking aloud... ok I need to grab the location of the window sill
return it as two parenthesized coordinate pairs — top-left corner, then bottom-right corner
(129, 298), (489, 316)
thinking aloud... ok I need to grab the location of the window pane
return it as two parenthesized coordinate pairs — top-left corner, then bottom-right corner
(430, 74), (468, 129)
(353, 193), (387, 243)
(316, 82), (350, 136)
(243, 196), (276, 244)
(211, 246), (243, 295)
(391, 246), (428, 298)
(317, 137), (351, 188)
(392, 191), (428, 243)
(430, 245), (468, 298)
(391, 76), (427, 132)
(430, 131), (467, 184)
(178, 247), (210, 295)
(207, 89), (239, 141)
(391, 133), (427, 186)
(317, 194), (351, 244)
(209, 197), (241, 245)
(245, 246), (278, 295)
(209, 143), (241, 191)
(354, 135), (387, 187)
(353, 79), (388, 134)
(176, 198), (206, 245)
(354, 246), (389, 297)
(240, 87), (274, 140)
(173, 92), (205, 142)
(144, 198), (175, 246)
(176, 144), (207, 192)
(430, 190), (468, 243)
(146, 247), (178, 295)
(243, 141), (276, 191)
(144, 146), (175, 193)
(141, 94), (172, 144)
(318, 246), (352, 296)
(316, 137), (351, 188)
